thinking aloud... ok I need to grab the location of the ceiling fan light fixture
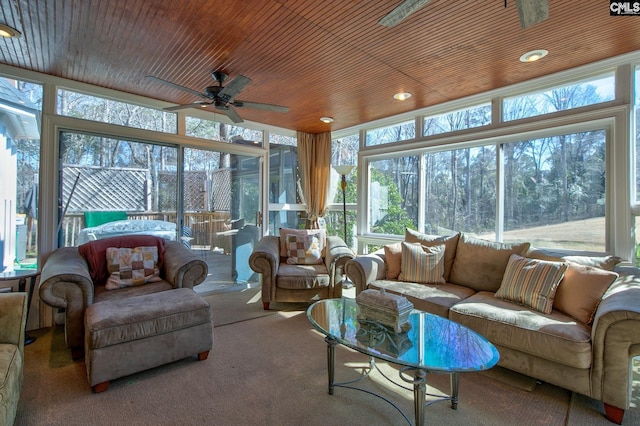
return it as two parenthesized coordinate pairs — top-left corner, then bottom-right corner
(393, 92), (412, 101)
(320, 117), (334, 123)
(519, 49), (548, 63)
(0, 23), (21, 38)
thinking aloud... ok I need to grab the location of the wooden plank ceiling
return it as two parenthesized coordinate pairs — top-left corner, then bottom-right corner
(0, 0), (638, 134)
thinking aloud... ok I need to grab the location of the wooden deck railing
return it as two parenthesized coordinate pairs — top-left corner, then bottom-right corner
(61, 211), (232, 252)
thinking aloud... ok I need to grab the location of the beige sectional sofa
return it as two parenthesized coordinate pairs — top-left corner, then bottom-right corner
(345, 229), (640, 424)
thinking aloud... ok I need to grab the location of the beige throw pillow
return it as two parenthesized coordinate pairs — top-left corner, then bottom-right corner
(553, 263), (618, 324)
(448, 234), (530, 292)
(383, 242), (403, 279)
(398, 242), (446, 285)
(495, 254), (568, 314)
(405, 229), (460, 281)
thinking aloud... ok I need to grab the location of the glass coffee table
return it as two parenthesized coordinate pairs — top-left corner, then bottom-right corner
(307, 298), (499, 426)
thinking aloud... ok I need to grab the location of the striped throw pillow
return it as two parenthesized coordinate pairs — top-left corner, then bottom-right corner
(495, 254), (568, 314)
(398, 242), (446, 285)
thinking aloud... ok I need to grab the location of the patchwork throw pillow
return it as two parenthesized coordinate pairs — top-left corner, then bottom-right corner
(105, 246), (162, 290)
(279, 228), (326, 258)
(383, 242), (403, 279)
(553, 263), (618, 324)
(495, 254), (568, 314)
(398, 242), (446, 285)
(285, 234), (323, 265)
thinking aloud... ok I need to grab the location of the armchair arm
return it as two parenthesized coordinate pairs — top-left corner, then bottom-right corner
(39, 247), (94, 309)
(39, 247), (94, 352)
(325, 236), (355, 283)
(249, 236), (280, 279)
(162, 241), (208, 288)
(591, 268), (640, 411)
(0, 293), (27, 351)
(345, 252), (386, 294)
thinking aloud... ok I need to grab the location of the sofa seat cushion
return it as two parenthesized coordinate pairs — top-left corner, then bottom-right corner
(276, 263), (330, 290)
(94, 280), (174, 303)
(368, 280), (476, 318)
(0, 344), (22, 423)
(449, 291), (592, 369)
(86, 288), (211, 350)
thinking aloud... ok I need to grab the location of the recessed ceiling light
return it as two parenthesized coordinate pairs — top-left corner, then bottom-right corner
(0, 23), (21, 38)
(393, 92), (412, 101)
(320, 117), (334, 123)
(519, 49), (548, 63)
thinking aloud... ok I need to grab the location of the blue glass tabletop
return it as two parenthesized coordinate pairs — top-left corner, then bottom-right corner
(307, 298), (499, 372)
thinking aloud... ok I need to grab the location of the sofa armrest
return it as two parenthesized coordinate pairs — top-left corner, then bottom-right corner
(0, 293), (27, 351)
(39, 247), (94, 309)
(345, 253), (386, 294)
(162, 241), (208, 288)
(591, 269), (640, 411)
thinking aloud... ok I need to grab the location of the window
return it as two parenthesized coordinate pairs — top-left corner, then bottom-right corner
(423, 146), (496, 236)
(365, 120), (415, 146)
(0, 77), (42, 271)
(500, 130), (606, 251)
(368, 156), (419, 235)
(186, 116), (263, 146)
(503, 74), (615, 121)
(57, 89), (177, 133)
(423, 103), (491, 137)
(58, 131), (179, 247)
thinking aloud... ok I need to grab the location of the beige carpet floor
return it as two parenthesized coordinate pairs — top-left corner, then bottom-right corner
(14, 288), (640, 425)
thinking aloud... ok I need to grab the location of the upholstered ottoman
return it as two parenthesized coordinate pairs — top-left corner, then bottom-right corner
(84, 287), (213, 393)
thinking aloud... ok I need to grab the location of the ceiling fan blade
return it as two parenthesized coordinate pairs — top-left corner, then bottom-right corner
(217, 104), (244, 123)
(516, 0), (548, 29)
(146, 76), (208, 99)
(163, 102), (210, 112)
(378, 0), (432, 28)
(233, 100), (289, 113)
(218, 75), (252, 101)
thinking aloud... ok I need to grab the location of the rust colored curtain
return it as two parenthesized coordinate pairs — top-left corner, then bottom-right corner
(297, 131), (331, 228)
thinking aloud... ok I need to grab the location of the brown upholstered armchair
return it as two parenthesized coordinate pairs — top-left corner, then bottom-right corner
(39, 235), (208, 360)
(0, 292), (27, 425)
(249, 232), (354, 310)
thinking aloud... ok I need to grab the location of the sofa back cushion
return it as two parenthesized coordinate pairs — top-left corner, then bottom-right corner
(526, 247), (621, 271)
(449, 234), (530, 292)
(404, 229), (460, 281)
(79, 235), (166, 286)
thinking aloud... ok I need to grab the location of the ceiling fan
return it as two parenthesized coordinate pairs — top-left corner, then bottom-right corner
(378, 0), (549, 29)
(146, 71), (289, 123)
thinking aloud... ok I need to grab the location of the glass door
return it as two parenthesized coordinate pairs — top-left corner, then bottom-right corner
(182, 148), (261, 291)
